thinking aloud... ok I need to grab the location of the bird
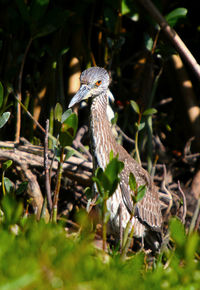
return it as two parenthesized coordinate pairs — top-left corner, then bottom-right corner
(68, 66), (162, 251)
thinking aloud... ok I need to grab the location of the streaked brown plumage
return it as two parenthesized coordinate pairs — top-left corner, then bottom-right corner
(69, 67), (162, 251)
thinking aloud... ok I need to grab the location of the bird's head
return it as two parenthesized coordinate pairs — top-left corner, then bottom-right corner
(68, 67), (110, 108)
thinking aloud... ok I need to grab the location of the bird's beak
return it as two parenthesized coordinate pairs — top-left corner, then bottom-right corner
(68, 85), (91, 108)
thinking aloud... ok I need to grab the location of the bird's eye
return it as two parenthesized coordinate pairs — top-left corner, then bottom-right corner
(95, 80), (102, 87)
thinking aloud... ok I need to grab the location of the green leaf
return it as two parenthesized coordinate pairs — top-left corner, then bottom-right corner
(166, 8), (187, 27)
(138, 122), (145, 131)
(64, 149), (75, 161)
(109, 150), (114, 160)
(4, 177), (14, 194)
(92, 172), (105, 197)
(2, 160), (13, 171)
(54, 103), (63, 122)
(0, 81), (3, 108)
(143, 108), (157, 116)
(122, 0), (131, 15)
(96, 170), (111, 194)
(111, 112), (118, 125)
(84, 187), (93, 199)
(61, 109), (72, 123)
(130, 100), (140, 114)
(145, 34), (153, 51)
(0, 111), (10, 128)
(59, 132), (73, 147)
(136, 185), (146, 202)
(60, 47), (69, 56)
(105, 157), (124, 185)
(129, 172), (137, 192)
(62, 113), (78, 137)
(1, 194), (23, 225)
(185, 233), (199, 263)
(170, 217), (186, 247)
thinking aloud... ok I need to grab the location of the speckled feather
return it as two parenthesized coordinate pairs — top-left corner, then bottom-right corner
(69, 67), (163, 248)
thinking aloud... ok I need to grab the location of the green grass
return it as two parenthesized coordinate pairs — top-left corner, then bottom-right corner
(0, 214), (199, 290)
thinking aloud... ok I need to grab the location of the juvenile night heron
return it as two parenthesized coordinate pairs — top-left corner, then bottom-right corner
(69, 67), (162, 251)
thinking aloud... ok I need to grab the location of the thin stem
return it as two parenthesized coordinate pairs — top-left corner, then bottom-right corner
(15, 95), (45, 134)
(44, 119), (52, 211)
(121, 224), (134, 261)
(135, 113), (142, 165)
(52, 147), (65, 222)
(15, 38), (32, 143)
(14, 95), (57, 144)
(102, 198), (107, 252)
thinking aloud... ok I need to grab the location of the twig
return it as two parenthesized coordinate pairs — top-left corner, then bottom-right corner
(177, 180), (187, 224)
(115, 125), (135, 145)
(137, 0), (200, 81)
(15, 38), (32, 143)
(15, 95), (45, 134)
(189, 198), (200, 234)
(52, 147), (65, 222)
(44, 119), (52, 211)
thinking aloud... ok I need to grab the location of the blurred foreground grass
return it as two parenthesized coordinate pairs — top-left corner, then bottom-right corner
(0, 209), (199, 290)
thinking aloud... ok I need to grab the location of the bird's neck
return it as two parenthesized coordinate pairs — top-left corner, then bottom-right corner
(90, 93), (117, 169)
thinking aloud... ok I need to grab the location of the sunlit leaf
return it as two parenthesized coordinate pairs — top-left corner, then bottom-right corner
(105, 157), (124, 185)
(138, 122), (145, 131)
(136, 185), (146, 202)
(129, 172), (137, 192)
(130, 100), (140, 114)
(122, 0), (130, 15)
(54, 103), (63, 122)
(2, 160), (13, 171)
(61, 109), (72, 123)
(4, 177), (14, 195)
(145, 34), (153, 51)
(143, 108), (157, 116)
(0, 112), (10, 128)
(166, 8), (187, 27)
(62, 113), (78, 137)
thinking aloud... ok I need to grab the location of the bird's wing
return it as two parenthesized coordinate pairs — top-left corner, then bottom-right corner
(119, 156), (162, 231)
